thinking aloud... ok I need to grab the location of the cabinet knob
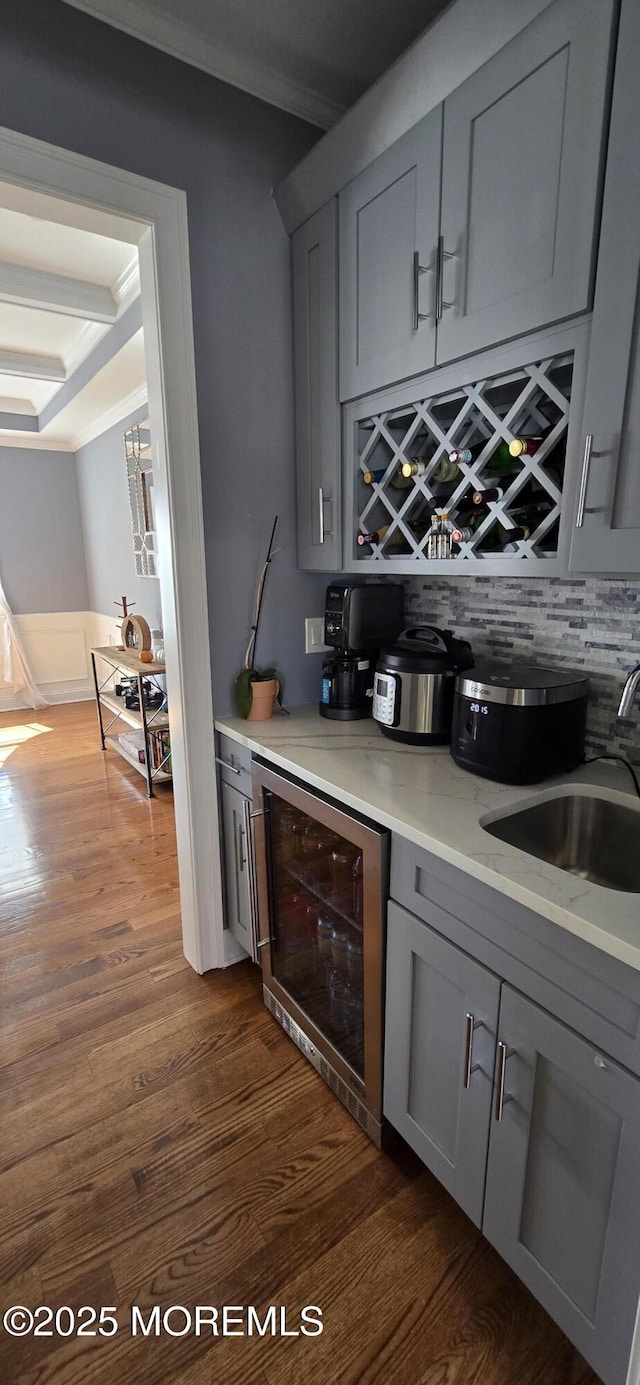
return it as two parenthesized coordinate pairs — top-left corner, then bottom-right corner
(594, 1054), (607, 1070)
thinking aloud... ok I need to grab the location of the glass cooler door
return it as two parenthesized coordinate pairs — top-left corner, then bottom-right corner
(267, 791), (366, 1076)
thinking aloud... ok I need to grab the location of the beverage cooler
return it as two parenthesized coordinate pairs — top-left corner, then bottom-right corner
(250, 760), (389, 1145)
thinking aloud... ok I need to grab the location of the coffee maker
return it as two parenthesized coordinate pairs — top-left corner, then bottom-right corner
(319, 584), (404, 720)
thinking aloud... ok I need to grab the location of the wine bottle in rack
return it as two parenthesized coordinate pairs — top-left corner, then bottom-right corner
(362, 466), (418, 489)
(400, 459), (428, 479)
(473, 477), (556, 507)
(451, 513), (485, 543)
(453, 520), (531, 550)
(357, 520), (430, 552)
(357, 525), (390, 547)
(500, 525), (532, 550)
(510, 500), (554, 527)
(508, 435), (546, 457)
(449, 441), (512, 470)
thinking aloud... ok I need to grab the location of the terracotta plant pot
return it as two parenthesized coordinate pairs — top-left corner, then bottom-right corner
(246, 677), (279, 722)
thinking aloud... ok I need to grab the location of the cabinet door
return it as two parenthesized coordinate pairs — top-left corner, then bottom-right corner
(437, 0), (616, 365)
(484, 987), (640, 1385)
(339, 109), (442, 402)
(384, 902), (501, 1227)
(220, 780), (255, 959)
(293, 200), (341, 571)
(570, 0), (640, 574)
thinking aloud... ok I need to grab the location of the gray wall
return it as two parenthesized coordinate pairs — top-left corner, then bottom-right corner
(0, 446), (88, 614)
(0, 0), (327, 715)
(403, 575), (640, 765)
(75, 404), (162, 628)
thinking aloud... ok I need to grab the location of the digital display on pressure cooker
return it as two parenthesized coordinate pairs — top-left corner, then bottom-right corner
(372, 673), (396, 725)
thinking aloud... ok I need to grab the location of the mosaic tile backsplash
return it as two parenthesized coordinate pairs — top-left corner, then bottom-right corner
(402, 576), (640, 767)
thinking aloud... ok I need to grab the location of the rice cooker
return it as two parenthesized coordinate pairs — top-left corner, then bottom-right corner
(372, 626), (475, 744)
(451, 662), (589, 784)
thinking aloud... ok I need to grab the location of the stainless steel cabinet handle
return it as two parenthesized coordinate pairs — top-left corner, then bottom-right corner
(436, 236), (456, 320)
(215, 755), (240, 774)
(318, 488), (332, 545)
(576, 434), (594, 528)
(463, 1012), (475, 1090)
(412, 250), (434, 330)
(242, 798), (261, 962)
(235, 818), (246, 873)
(494, 1040), (508, 1121)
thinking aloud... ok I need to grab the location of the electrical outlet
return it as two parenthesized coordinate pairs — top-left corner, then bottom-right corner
(305, 616), (329, 654)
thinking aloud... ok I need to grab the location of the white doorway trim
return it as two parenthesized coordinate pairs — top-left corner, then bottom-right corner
(0, 124), (224, 972)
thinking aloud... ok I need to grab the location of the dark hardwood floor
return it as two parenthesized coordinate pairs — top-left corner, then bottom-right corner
(0, 702), (600, 1384)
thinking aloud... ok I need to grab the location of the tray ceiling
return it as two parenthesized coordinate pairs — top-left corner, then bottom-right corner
(0, 185), (143, 450)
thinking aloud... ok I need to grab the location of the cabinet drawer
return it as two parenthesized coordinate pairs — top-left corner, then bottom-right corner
(391, 834), (640, 1077)
(216, 733), (252, 795)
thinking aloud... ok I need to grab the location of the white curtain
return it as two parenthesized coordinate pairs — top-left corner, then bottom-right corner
(0, 574), (47, 710)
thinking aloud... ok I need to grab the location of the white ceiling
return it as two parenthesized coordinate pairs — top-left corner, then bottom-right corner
(0, 205), (134, 285)
(0, 301), (94, 359)
(31, 331), (146, 449)
(62, 0), (453, 127)
(0, 186), (143, 451)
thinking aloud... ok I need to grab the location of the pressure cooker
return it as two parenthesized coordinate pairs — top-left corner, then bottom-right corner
(372, 626), (474, 744)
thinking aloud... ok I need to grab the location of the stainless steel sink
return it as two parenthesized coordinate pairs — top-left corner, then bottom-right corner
(483, 792), (640, 892)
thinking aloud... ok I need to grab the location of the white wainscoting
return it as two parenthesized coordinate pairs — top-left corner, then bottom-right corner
(0, 610), (122, 709)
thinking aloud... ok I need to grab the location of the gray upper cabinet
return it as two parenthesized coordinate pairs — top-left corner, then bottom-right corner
(384, 902), (500, 1228)
(570, 0), (640, 574)
(436, 0), (616, 365)
(339, 109), (442, 402)
(484, 986), (640, 1385)
(293, 200), (341, 571)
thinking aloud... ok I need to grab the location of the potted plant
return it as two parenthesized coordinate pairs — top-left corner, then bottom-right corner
(233, 517), (284, 721)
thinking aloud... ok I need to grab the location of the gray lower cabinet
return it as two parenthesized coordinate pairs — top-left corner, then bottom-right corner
(385, 890), (640, 1385)
(437, 0), (616, 365)
(385, 902), (500, 1227)
(293, 199), (341, 571)
(569, 0), (640, 574)
(339, 108), (441, 402)
(484, 986), (640, 1385)
(220, 778), (255, 959)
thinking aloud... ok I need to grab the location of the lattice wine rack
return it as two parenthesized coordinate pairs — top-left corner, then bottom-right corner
(348, 349), (574, 569)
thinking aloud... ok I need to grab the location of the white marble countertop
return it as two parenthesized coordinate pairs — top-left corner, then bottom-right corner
(215, 705), (640, 973)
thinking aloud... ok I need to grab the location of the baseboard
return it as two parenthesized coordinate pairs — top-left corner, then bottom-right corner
(0, 610), (119, 711)
(0, 678), (95, 711)
(223, 930), (250, 968)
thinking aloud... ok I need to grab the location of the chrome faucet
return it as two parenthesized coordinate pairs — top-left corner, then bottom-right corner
(618, 664), (640, 719)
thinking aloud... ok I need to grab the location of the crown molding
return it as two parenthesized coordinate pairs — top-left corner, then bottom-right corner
(62, 320), (109, 377)
(0, 348), (65, 382)
(70, 383), (147, 450)
(112, 258), (141, 312)
(0, 382), (148, 449)
(0, 431), (72, 450)
(61, 0), (338, 128)
(0, 258), (117, 321)
(0, 395), (37, 415)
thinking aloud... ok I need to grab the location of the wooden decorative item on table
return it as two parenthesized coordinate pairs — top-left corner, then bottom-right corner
(121, 614), (152, 651)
